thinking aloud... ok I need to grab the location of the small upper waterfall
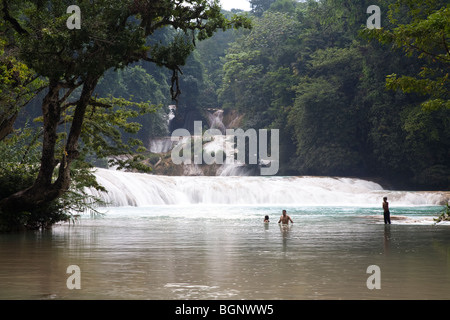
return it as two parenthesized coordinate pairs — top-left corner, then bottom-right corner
(149, 136), (175, 153)
(87, 168), (449, 207)
(148, 108), (254, 176)
(206, 109), (226, 134)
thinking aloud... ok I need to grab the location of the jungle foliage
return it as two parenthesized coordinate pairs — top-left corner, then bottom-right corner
(0, 0), (448, 230)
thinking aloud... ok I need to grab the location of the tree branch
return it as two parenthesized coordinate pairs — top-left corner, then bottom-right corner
(406, 42), (450, 66)
(88, 99), (114, 109)
(1, 0), (28, 35)
(443, 33), (450, 57)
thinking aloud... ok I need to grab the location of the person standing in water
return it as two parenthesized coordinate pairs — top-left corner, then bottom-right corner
(383, 197), (391, 224)
(264, 215), (270, 223)
(278, 210), (293, 225)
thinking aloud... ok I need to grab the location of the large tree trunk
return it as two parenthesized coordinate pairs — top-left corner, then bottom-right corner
(0, 77), (98, 214)
(0, 111), (19, 142)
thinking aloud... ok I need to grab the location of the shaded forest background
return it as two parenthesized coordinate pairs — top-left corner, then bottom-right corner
(9, 0), (450, 190)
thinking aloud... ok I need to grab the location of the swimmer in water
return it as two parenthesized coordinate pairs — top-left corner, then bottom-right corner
(278, 210), (293, 225)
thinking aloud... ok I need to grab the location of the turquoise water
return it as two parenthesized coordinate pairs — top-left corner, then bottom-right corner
(0, 205), (449, 300)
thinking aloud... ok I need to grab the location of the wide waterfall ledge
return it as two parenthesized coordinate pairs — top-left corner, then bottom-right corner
(84, 168), (449, 208)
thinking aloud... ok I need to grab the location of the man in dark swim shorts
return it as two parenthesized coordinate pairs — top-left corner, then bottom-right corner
(383, 197), (391, 224)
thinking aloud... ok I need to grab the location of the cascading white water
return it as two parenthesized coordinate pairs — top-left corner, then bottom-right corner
(149, 137), (175, 153)
(87, 168), (449, 207)
(206, 109), (226, 134)
(150, 108), (256, 176)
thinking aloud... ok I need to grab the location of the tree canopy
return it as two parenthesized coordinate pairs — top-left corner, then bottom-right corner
(362, 0), (449, 111)
(1, 0), (448, 231)
(0, 0), (250, 230)
(216, 0), (449, 187)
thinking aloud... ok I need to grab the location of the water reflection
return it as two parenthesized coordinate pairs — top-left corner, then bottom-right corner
(384, 224), (391, 255)
(279, 224), (292, 252)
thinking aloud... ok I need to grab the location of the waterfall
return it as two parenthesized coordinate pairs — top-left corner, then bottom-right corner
(86, 168), (449, 207)
(217, 163), (258, 176)
(149, 137), (175, 153)
(203, 109), (256, 176)
(149, 108), (256, 176)
(206, 109), (226, 134)
(168, 105), (176, 124)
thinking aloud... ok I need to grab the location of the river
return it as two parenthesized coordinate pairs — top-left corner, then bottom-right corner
(0, 169), (449, 300)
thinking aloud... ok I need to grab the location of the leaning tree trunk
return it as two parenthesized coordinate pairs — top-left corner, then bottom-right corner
(0, 77), (98, 214)
(0, 110), (19, 142)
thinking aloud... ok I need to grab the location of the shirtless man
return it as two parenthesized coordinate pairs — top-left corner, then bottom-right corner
(278, 210), (293, 225)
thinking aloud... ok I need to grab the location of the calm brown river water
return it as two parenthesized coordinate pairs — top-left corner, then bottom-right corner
(1, 205), (449, 299)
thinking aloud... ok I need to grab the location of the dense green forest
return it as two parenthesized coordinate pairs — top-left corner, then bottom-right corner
(0, 0), (251, 230)
(0, 0), (448, 230)
(194, 0), (449, 190)
(90, 0), (448, 191)
(94, 0), (449, 191)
